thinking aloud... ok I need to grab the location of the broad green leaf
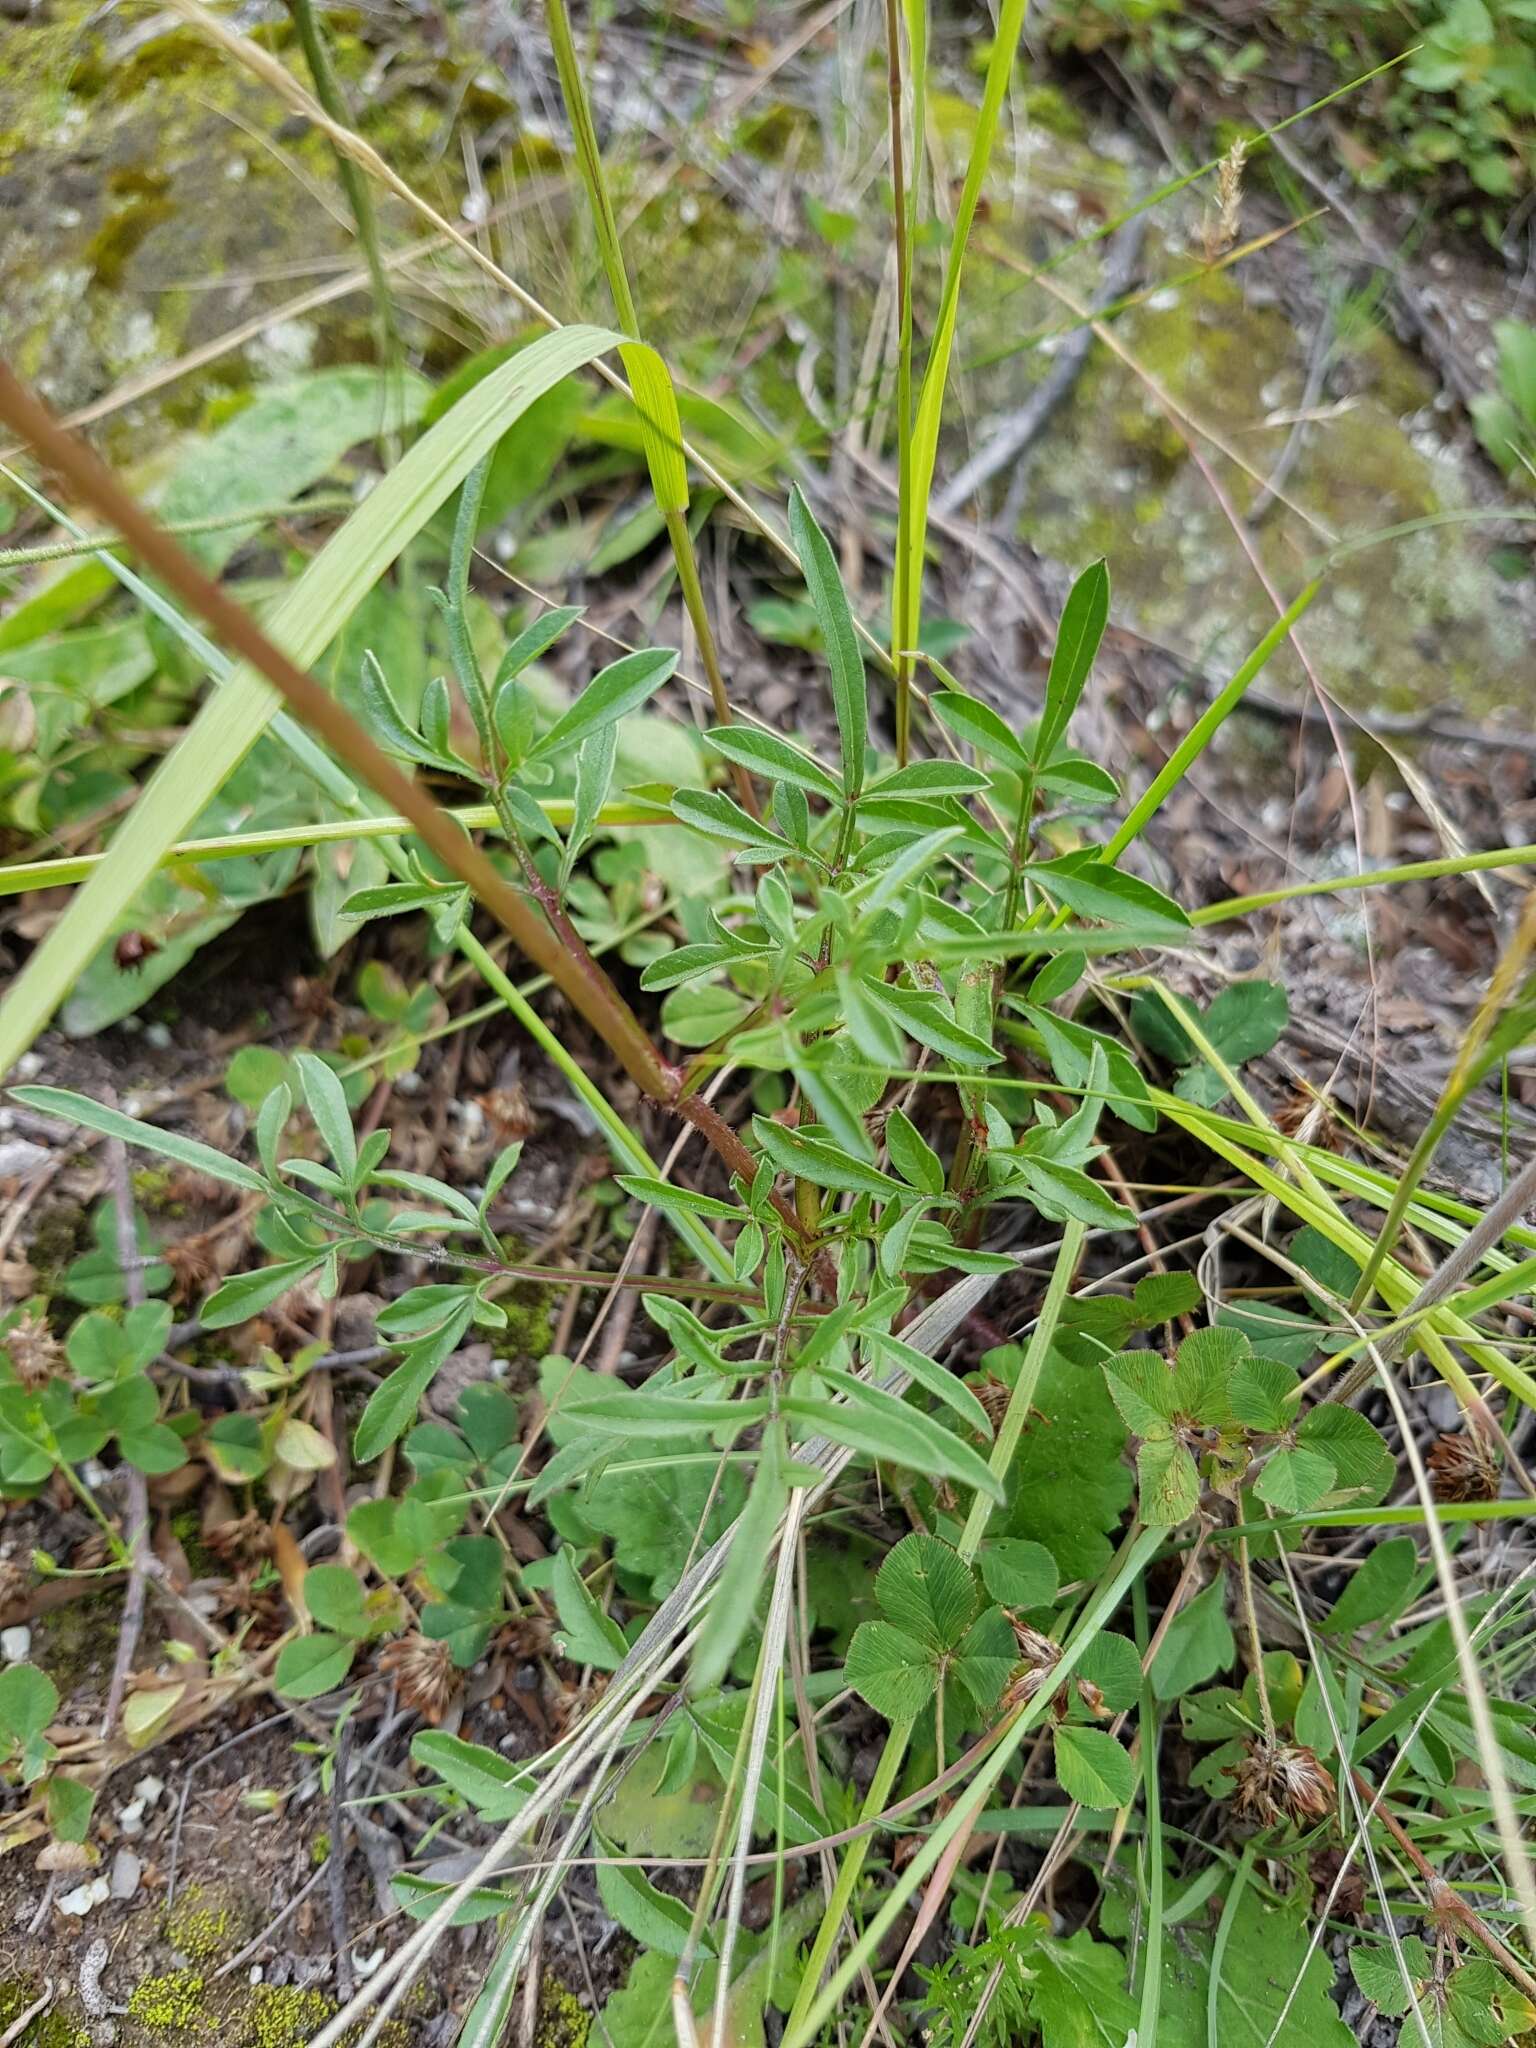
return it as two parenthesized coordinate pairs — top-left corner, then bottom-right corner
(160, 367), (426, 570)
(980, 1539), (1059, 1612)
(858, 977), (998, 1068)
(46, 1773), (95, 1844)
(883, 1106), (944, 1195)
(930, 688), (1032, 771)
(671, 787), (792, 854)
(1320, 1537), (1417, 1637)
(1151, 1579), (1235, 1702)
(844, 1621), (937, 1721)
(1026, 855), (1189, 931)
(1016, 1158), (1134, 1229)
(1027, 1925), (1140, 2047)
(1140, 1884), (1354, 2048)
(873, 1532), (977, 1653)
(951, 1607), (1019, 1716)
(1255, 1445), (1337, 1513)
(0, 1663), (58, 1743)
(550, 1548), (627, 1671)
(1203, 981), (1289, 1064)
(411, 1731), (530, 1819)
(1103, 1353), (1179, 1436)
(594, 1836), (698, 1959)
(788, 486), (866, 794)
(530, 647), (677, 762)
(1038, 560), (1109, 763)
(10, 1087), (268, 1194)
(1350, 1937), (1429, 2018)
(1053, 1724), (1136, 1809)
(1137, 1436), (1201, 1525)
(1167, 1326), (1245, 1423)
(1296, 1403), (1395, 1503)
(274, 1632), (356, 1700)
(998, 1345), (1132, 1579)
(1229, 1355), (1298, 1433)
(0, 324), (630, 1078)
(304, 1564), (371, 1640)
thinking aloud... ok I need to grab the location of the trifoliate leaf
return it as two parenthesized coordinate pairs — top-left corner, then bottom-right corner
(872, 1532), (977, 1654)
(1052, 1725), (1136, 1810)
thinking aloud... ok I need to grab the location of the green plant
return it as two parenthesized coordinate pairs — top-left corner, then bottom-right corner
(1472, 318), (1536, 483)
(5, 2), (1536, 2039)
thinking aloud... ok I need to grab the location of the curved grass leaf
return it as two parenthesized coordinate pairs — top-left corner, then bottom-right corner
(0, 325), (627, 1078)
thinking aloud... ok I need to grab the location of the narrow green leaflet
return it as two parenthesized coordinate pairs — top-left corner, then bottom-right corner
(752, 1116), (905, 1198)
(704, 725), (842, 802)
(784, 1385), (1004, 1502)
(354, 1299), (477, 1462)
(10, 1087), (268, 1195)
(788, 486), (866, 794)
(1037, 560), (1110, 763)
(530, 648), (677, 762)
(691, 1422), (788, 1692)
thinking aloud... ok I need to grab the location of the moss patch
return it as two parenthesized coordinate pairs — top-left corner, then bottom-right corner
(128, 1974), (209, 2034)
(533, 1979), (589, 2048)
(0, 1980), (90, 2048)
(164, 1884), (255, 1965)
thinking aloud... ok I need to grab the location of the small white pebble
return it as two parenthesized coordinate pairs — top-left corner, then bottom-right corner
(248, 1967), (264, 1986)
(109, 1847), (143, 1900)
(59, 1877), (110, 1918)
(117, 1799), (146, 1839)
(352, 1950), (384, 1979)
(135, 1774), (165, 1805)
(144, 1023), (172, 1051)
(1, 1625), (32, 1662)
(15, 1052), (42, 1079)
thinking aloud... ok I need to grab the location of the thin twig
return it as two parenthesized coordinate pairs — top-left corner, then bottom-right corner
(102, 1126), (151, 1738)
(328, 1716), (355, 2002)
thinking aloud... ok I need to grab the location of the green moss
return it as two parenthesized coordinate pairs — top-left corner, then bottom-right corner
(247, 1987), (334, 2048)
(495, 1240), (556, 1359)
(128, 1975), (209, 2034)
(32, 1586), (123, 1694)
(309, 1831), (331, 1866)
(533, 1979), (589, 2048)
(0, 1980), (90, 2048)
(132, 1167), (189, 1217)
(169, 1507), (218, 1580)
(26, 1203), (89, 1289)
(242, 1988), (408, 2048)
(1022, 82), (1086, 140)
(164, 1884), (254, 1963)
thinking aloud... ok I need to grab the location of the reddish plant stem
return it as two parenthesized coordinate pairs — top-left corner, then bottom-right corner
(0, 361), (825, 1261)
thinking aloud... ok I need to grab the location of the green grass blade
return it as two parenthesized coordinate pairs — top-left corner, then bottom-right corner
(896, 0), (1028, 669)
(0, 325), (624, 1078)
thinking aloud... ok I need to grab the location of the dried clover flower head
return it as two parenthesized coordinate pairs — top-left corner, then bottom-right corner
(378, 1634), (458, 1724)
(1427, 1429), (1500, 1504)
(999, 1616), (1108, 1723)
(1225, 1739), (1335, 1828)
(4, 1311), (63, 1391)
